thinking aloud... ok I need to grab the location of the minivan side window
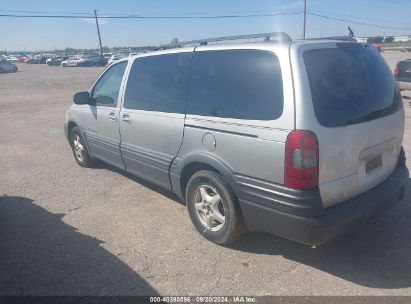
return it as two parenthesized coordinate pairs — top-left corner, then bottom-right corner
(123, 53), (191, 113)
(91, 61), (127, 107)
(186, 50), (283, 120)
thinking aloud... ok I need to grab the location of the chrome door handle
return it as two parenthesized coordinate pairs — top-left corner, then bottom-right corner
(122, 113), (131, 123)
(108, 111), (117, 121)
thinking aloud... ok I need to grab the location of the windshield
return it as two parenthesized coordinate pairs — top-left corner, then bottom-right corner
(304, 45), (401, 127)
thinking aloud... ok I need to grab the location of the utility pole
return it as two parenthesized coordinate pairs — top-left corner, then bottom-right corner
(94, 9), (103, 56)
(303, 0), (307, 39)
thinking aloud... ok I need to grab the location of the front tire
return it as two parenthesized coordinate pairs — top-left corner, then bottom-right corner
(186, 170), (246, 245)
(70, 126), (95, 167)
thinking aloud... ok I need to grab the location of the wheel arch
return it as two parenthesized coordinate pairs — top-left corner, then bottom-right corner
(174, 153), (236, 201)
(66, 119), (94, 158)
(67, 121), (78, 138)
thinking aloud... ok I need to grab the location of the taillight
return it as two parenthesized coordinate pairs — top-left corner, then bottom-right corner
(285, 130), (319, 190)
(394, 65), (399, 78)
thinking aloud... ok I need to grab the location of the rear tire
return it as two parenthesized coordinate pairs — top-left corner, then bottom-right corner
(70, 126), (95, 167)
(186, 170), (246, 245)
(13, 67), (17, 72)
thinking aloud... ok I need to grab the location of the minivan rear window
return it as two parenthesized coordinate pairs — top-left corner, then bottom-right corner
(187, 50), (283, 120)
(304, 46), (401, 127)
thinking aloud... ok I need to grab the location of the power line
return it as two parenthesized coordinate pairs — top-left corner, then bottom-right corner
(1, 7), (410, 27)
(0, 12), (303, 19)
(99, 9), (302, 16)
(0, 9), (90, 15)
(0, 8), (301, 16)
(307, 12), (411, 31)
(308, 9), (411, 26)
(1, 10), (411, 31)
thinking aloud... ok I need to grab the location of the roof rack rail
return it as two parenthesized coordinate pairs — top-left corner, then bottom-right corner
(156, 32), (292, 50)
(307, 36), (357, 42)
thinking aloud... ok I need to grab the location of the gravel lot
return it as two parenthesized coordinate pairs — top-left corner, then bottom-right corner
(1, 52), (411, 296)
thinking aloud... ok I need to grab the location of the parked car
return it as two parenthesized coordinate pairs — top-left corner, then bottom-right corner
(108, 54), (128, 65)
(25, 57), (40, 64)
(0, 59), (18, 73)
(6, 56), (19, 63)
(79, 56), (108, 67)
(18, 56), (29, 63)
(61, 57), (85, 67)
(107, 55), (121, 65)
(394, 59), (411, 91)
(46, 57), (63, 66)
(25, 55), (46, 64)
(65, 35), (408, 246)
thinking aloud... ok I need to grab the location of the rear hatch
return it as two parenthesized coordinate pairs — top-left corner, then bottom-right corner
(292, 42), (404, 207)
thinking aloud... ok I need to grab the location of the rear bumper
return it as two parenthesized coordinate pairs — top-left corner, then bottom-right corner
(238, 164), (408, 246)
(397, 80), (411, 91)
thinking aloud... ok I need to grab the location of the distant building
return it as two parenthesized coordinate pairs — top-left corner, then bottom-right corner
(354, 37), (367, 43)
(354, 35), (411, 43)
(394, 35), (411, 42)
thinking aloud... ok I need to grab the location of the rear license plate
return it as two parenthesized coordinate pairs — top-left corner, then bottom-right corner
(366, 154), (382, 173)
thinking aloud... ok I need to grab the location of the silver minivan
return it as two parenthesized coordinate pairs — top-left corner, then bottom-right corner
(65, 33), (408, 246)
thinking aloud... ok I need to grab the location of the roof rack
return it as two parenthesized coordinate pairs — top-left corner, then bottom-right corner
(156, 32), (292, 50)
(306, 36), (357, 42)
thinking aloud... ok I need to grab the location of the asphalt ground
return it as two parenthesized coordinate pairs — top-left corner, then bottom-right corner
(1, 52), (411, 296)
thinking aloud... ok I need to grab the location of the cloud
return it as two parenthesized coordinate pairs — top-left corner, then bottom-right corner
(80, 17), (108, 25)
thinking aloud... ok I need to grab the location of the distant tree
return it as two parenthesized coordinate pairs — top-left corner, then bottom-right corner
(384, 36), (394, 43)
(63, 47), (77, 54)
(367, 36), (384, 44)
(375, 36), (384, 43)
(170, 38), (179, 44)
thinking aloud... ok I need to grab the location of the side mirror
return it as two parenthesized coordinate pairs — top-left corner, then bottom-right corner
(73, 91), (90, 105)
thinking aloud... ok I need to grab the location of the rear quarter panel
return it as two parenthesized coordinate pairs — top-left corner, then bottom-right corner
(175, 43), (295, 184)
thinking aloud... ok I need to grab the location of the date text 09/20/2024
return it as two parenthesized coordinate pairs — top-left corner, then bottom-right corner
(149, 296), (257, 303)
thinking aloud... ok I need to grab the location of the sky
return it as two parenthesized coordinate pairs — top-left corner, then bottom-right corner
(0, 0), (410, 51)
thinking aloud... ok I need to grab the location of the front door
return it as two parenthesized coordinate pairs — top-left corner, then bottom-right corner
(80, 61), (128, 169)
